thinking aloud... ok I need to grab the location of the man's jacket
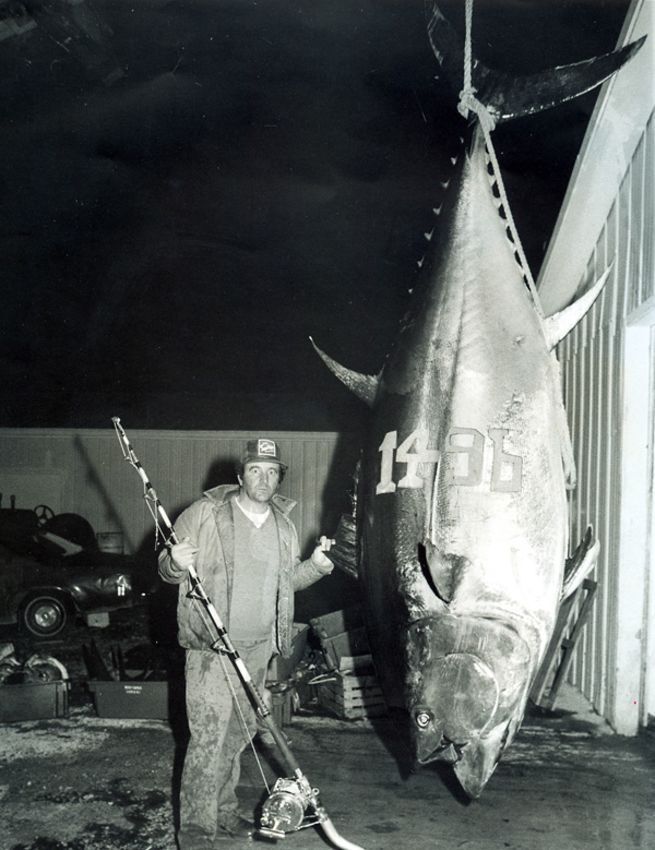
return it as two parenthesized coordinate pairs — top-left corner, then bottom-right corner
(158, 484), (331, 656)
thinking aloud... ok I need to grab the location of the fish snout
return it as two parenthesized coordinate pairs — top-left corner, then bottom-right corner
(412, 653), (499, 764)
(407, 614), (532, 766)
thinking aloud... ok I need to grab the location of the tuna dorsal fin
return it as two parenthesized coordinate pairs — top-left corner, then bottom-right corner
(309, 337), (379, 406)
(426, 3), (645, 123)
(542, 268), (611, 350)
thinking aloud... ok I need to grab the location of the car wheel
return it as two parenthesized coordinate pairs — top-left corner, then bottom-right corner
(21, 594), (69, 638)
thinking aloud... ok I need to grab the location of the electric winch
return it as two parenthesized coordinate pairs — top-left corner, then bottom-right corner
(259, 777), (314, 839)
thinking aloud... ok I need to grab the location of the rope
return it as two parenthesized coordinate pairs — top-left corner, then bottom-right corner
(217, 651), (272, 794)
(457, 0), (544, 317)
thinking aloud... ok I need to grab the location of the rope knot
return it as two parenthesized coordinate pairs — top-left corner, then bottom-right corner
(457, 87), (497, 133)
(457, 86), (477, 118)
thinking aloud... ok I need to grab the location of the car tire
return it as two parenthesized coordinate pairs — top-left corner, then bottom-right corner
(21, 594), (70, 638)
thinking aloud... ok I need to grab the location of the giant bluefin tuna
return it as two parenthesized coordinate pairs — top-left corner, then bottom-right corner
(313, 4), (643, 798)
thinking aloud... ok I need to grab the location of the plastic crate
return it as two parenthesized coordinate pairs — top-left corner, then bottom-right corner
(88, 680), (177, 719)
(0, 680), (70, 721)
(309, 608), (370, 670)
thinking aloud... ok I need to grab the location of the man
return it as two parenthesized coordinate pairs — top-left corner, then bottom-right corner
(158, 438), (334, 849)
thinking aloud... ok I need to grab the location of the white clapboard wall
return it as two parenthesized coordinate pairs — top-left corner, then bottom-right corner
(0, 428), (352, 561)
(538, 0), (654, 734)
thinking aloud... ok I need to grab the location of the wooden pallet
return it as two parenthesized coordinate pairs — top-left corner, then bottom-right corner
(316, 669), (387, 720)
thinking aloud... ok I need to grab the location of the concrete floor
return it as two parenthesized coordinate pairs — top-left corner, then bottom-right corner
(1, 682), (653, 850)
(235, 685), (655, 850)
(2, 593), (653, 850)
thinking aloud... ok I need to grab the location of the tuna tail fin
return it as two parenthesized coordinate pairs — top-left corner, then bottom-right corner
(309, 336), (380, 406)
(427, 3), (645, 123)
(542, 268), (611, 350)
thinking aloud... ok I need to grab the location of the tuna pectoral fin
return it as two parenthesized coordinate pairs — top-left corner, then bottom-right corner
(309, 337), (379, 406)
(454, 720), (511, 799)
(543, 269), (610, 349)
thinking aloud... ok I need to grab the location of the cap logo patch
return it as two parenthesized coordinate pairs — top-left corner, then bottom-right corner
(257, 439), (277, 457)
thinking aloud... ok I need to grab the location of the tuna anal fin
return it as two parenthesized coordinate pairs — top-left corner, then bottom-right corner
(310, 337), (379, 406)
(543, 268), (611, 349)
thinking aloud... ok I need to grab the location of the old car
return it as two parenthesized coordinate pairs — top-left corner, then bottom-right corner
(0, 506), (156, 638)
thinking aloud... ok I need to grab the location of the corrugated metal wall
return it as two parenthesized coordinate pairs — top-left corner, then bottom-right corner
(0, 428), (350, 560)
(558, 109), (654, 718)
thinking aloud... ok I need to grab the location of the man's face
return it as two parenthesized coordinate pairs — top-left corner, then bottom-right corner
(239, 461), (281, 505)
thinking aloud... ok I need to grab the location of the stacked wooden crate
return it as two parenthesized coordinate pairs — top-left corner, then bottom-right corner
(309, 608), (387, 720)
(315, 655), (387, 720)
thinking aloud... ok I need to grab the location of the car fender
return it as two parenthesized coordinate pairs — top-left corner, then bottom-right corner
(11, 584), (78, 620)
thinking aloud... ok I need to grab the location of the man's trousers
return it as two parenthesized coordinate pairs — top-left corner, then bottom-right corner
(177, 638), (271, 849)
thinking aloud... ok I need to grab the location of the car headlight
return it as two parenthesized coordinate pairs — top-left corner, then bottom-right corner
(115, 574), (131, 597)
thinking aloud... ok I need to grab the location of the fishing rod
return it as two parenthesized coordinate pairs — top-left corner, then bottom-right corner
(111, 417), (365, 850)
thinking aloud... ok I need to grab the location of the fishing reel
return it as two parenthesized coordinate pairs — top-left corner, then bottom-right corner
(258, 776), (316, 839)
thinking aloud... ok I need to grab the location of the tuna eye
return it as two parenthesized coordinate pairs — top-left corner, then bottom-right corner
(415, 711), (431, 729)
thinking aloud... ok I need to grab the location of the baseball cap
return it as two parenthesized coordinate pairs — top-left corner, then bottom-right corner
(241, 438), (287, 470)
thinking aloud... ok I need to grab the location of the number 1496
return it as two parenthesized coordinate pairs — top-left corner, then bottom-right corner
(376, 427), (523, 494)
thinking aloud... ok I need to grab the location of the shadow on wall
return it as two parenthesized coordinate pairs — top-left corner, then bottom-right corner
(202, 457), (239, 492)
(74, 434), (135, 551)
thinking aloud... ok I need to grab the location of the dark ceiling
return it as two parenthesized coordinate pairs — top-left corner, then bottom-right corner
(0, 0), (631, 432)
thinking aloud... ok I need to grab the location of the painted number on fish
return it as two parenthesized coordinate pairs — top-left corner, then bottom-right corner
(376, 429), (439, 494)
(376, 427), (523, 494)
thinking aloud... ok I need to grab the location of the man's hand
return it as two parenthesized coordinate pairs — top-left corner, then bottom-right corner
(169, 537), (198, 572)
(310, 535), (335, 572)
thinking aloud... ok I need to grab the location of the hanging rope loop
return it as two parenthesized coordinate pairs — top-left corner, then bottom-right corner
(457, 88), (497, 133)
(457, 0), (543, 315)
(457, 0), (497, 131)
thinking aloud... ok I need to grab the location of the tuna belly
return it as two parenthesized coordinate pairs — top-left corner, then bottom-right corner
(406, 613), (532, 792)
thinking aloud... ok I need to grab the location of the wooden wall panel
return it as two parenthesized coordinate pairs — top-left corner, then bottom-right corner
(0, 429), (345, 560)
(557, 113), (654, 721)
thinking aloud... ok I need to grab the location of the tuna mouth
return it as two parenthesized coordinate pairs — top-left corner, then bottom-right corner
(415, 738), (459, 766)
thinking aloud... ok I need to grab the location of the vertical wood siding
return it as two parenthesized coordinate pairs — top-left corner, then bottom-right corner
(558, 110), (654, 718)
(0, 429), (344, 560)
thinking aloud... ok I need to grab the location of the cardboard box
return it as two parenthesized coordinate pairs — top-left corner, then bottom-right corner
(89, 680), (180, 719)
(0, 680), (70, 721)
